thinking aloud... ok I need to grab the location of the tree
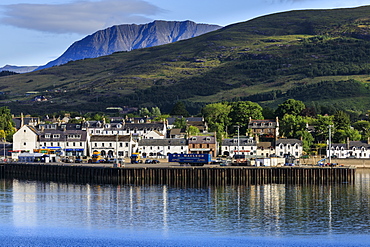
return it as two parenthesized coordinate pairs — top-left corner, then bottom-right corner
(186, 126), (200, 137)
(173, 118), (187, 129)
(170, 102), (189, 116)
(296, 130), (314, 153)
(0, 107), (15, 141)
(353, 120), (370, 139)
(139, 107), (151, 117)
(202, 103), (231, 141)
(333, 110), (350, 130)
(314, 115), (334, 142)
(275, 99), (305, 118)
(280, 114), (307, 138)
(333, 128), (361, 143)
(229, 101), (263, 135)
(151, 107), (161, 116)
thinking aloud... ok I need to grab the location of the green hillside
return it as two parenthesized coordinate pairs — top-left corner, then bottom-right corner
(2, 6), (370, 114)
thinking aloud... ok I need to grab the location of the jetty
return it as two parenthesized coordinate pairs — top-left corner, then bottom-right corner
(0, 163), (356, 186)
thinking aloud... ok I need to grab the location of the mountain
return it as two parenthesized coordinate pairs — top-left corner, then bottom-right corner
(36, 20), (222, 70)
(0, 65), (38, 74)
(1, 6), (370, 115)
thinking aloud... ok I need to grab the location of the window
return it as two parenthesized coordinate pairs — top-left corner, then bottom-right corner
(45, 134), (51, 138)
(23, 142), (26, 146)
(125, 143), (128, 147)
(94, 143), (97, 147)
(24, 129), (26, 133)
(96, 130), (100, 134)
(53, 134), (60, 138)
(73, 142), (75, 146)
(119, 143), (123, 147)
(102, 143), (104, 147)
(109, 143), (112, 147)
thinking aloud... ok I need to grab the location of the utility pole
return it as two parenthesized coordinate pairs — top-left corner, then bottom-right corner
(328, 125), (333, 164)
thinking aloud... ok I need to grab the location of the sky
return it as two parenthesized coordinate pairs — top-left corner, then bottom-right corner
(0, 0), (369, 67)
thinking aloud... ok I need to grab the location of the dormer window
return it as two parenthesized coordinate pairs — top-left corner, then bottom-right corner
(45, 134), (51, 138)
(53, 134), (60, 138)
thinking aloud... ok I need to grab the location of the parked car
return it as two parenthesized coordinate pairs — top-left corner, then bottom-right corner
(145, 159), (152, 164)
(151, 159), (160, 164)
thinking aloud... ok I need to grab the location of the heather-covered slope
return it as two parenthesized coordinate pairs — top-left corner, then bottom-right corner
(2, 6), (370, 114)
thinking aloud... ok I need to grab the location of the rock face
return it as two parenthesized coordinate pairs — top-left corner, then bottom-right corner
(37, 20), (222, 70)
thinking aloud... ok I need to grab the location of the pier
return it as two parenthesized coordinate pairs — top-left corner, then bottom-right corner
(0, 163), (356, 186)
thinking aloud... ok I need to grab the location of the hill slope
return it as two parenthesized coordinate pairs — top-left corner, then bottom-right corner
(2, 6), (370, 115)
(36, 20), (222, 70)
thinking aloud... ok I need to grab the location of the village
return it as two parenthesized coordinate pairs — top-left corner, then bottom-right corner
(6, 113), (369, 167)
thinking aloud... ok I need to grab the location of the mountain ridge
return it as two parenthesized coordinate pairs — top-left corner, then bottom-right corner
(36, 20), (222, 71)
(1, 6), (370, 114)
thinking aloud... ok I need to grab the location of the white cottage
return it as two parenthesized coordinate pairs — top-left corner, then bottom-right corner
(90, 135), (137, 158)
(138, 138), (188, 158)
(275, 139), (303, 158)
(328, 141), (370, 159)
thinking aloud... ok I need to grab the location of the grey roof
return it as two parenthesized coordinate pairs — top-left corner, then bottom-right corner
(39, 129), (87, 142)
(124, 123), (164, 130)
(139, 138), (187, 146)
(248, 119), (277, 129)
(13, 117), (39, 129)
(222, 138), (256, 146)
(276, 139), (302, 145)
(90, 135), (131, 142)
(188, 136), (216, 144)
(332, 141), (370, 149)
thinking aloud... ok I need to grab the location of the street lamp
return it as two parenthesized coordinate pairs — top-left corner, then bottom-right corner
(328, 125), (333, 164)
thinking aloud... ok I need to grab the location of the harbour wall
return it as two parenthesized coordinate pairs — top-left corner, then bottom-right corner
(0, 163), (356, 186)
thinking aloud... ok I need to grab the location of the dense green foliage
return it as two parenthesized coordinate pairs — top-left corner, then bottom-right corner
(0, 107), (15, 141)
(2, 7), (370, 115)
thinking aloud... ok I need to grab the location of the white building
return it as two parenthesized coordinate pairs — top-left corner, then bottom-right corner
(12, 124), (88, 160)
(83, 121), (167, 140)
(12, 125), (39, 159)
(90, 135), (137, 158)
(328, 141), (370, 159)
(221, 137), (257, 157)
(138, 138), (188, 158)
(275, 139), (303, 158)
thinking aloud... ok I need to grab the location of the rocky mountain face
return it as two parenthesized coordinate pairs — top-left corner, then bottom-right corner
(36, 20), (222, 71)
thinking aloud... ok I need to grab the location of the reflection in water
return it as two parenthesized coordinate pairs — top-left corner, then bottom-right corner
(0, 170), (369, 241)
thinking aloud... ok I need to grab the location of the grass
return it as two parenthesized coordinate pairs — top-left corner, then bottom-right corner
(2, 6), (370, 114)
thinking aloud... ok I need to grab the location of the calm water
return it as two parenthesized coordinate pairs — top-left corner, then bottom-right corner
(0, 170), (369, 246)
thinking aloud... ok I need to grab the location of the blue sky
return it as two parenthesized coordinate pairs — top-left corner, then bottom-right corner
(0, 0), (369, 67)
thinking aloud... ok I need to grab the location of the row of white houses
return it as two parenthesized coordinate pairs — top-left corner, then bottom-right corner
(12, 122), (304, 160)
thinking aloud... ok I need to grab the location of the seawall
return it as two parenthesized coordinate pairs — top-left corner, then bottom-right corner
(0, 163), (356, 186)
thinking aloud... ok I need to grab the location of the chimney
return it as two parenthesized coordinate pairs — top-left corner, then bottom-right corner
(20, 112), (24, 127)
(347, 137), (350, 150)
(254, 134), (259, 144)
